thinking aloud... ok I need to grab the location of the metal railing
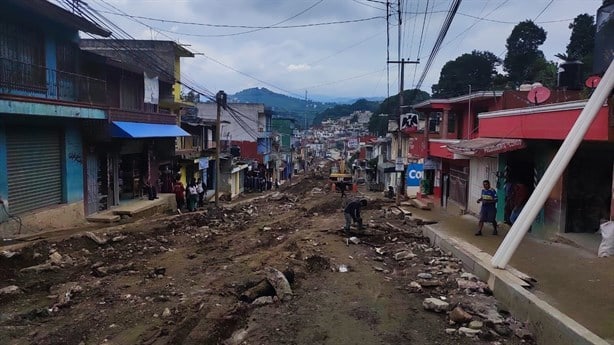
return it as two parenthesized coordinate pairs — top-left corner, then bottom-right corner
(0, 57), (107, 105)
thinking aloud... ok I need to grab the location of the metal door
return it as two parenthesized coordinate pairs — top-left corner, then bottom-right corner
(6, 127), (62, 214)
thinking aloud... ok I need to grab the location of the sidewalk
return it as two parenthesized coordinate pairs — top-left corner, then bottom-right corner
(408, 199), (614, 343)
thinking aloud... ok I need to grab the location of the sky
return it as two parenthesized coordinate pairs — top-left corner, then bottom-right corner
(62, 0), (604, 101)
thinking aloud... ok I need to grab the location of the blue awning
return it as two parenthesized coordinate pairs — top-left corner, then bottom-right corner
(111, 121), (190, 138)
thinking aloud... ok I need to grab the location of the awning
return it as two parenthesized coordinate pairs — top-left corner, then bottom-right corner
(447, 138), (525, 157)
(111, 121), (190, 138)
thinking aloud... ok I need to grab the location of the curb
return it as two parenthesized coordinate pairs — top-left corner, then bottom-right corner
(423, 224), (610, 345)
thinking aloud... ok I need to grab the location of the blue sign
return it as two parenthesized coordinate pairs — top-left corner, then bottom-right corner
(406, 163), (424, 187)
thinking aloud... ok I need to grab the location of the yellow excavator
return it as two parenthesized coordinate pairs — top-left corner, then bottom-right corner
(329, 159), (353, 193)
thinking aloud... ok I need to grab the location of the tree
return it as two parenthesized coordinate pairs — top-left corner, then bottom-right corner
(377, 89), (430, 115)
(566, 14), (595, 62)
(504, 20), (547, 85)
(368, 89), (430, 137)
(431, 50), (502, 97)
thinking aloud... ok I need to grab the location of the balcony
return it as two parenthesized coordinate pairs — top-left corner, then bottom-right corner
(0, 57), (106, 105)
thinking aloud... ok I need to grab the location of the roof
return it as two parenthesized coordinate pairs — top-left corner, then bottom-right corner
(4, 0), (111, 37)
(446, 137), (525, 157)
(413, 91), (504, 109)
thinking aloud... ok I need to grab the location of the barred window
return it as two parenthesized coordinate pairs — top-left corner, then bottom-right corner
(0, 18), (45, 91)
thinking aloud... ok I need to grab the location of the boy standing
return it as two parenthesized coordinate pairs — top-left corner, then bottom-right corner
(476, 180), (498, 236)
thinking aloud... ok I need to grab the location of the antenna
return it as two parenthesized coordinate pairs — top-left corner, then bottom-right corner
(527, 86), (551, 105)
(585, 75), (602, 88)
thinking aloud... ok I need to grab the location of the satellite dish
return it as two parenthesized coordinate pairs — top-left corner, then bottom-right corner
(585, 75), (602, 88)
(527, 86), (551, 105)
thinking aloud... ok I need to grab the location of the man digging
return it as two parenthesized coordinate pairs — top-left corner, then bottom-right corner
(343, 198), (367, 235)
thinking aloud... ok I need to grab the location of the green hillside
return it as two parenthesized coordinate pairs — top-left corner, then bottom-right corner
(230, 87), (335, 128)
(312, 98), (381, 124)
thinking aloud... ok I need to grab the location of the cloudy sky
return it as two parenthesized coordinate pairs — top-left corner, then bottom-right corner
(66, 0), (603, 100)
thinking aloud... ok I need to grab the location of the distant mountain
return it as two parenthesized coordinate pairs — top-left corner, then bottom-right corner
(313, 98), (381, 125)
(229, 87), (335, 127)
(309, 95), (386, 104)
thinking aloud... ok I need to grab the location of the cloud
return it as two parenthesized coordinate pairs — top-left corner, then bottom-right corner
(287, 64), (312, 72)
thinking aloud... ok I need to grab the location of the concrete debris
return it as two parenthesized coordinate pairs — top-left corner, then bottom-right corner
(338, 264), (349, 273)
(1, 250), (19, 258)
(375, 247), (386, 255)
(407, 281), (422, 293)
(461, 272), (478, 281)
(265, 267), (293, 302)
(20, 263), (59, 273)
(417, 279), (442, 287)
(84, 232), (108, 245)
(468, 320), (483, 329)
(251, 296), (275, 305)
(458, 327), (481, 337)
(0, 285), (22, 296)
(348, 236), (360, 245)
(456, 278), (489, 292)
(449, 306), (472, 323)
(51, 282), (83, 309)
(417, 272), (433, 279)
(49, 252), (63, 265)
(161, 308), (171, 318)
(445, 328), (457, 335)
(422, 297), (449, 312)
(111, 235), (127, 242)
(393, 250), (416, 261)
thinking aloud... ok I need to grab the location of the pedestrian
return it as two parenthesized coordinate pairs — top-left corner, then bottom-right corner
(187, 179), (198, 212)
(173, 180), (185, 213)
(343, 198), (367, 234)
(475, 180), (498, 236)
(336, 181), (347, 197)
(197, 178), (206, 207)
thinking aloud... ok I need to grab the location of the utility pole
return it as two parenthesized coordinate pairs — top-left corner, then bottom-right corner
(388, 58), (419, 205)
(215, 90), (227, 206)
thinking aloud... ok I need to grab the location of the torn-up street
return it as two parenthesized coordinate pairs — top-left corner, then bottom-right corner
(1, 173), (535, 345)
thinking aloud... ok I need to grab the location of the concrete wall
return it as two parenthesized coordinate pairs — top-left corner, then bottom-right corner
(0, 201), (86, 236)
(0, 124), (7, 223)
(63, 124), (84, 203)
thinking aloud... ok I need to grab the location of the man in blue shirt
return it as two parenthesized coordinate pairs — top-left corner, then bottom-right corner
(476, 180), (498, 236)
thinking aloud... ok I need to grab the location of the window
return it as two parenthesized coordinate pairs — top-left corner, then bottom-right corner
(0, 19), (45, 91)
(448, 112), (457, 134)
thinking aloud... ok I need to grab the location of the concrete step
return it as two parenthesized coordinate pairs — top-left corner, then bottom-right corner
(86, 213), (121, 223)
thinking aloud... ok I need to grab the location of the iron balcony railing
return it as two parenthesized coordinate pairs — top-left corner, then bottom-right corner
(0, 57), (107, 105)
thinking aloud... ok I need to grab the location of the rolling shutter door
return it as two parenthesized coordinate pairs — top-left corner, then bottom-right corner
(6, 128), (62, 215)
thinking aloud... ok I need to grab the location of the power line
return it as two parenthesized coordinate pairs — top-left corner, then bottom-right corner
(415, 0), (462, 91)
(534, 0), (555, 21)
(457, 12), (573, 24)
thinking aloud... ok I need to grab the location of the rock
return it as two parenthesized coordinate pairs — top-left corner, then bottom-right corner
(468, 320), (483, 329)
(417, 273), (433, 279)
(417, 279), (442, 287)
(252, 296), (274, 305)
(349, 237), (360, 245)
(262, 227), (272, 232)
(373, 266), (385, 272)
(408, 281), (422, 293)
(0, 285), (21, 296)
(459, 327), (481, 337)
(84, 232), (108, 245)
(111, 235), (127, 242)
(394, 250), (416, 261)
(1, 250), (19, 258)
(492, 324), (512, 336)
(161, 308), (171, 318)
(375, 247), (386, 255)
(477, 308), (504, 325)
(461, 272), (478, 280)
(239, 280), (275, 303)
(422, 297), (449, 312)
(265, 267), (293, 302)
(449, 306), (472, 323)
(52, 282), (83, 308)
(456, 278), (489, 291)
(445, 328), (457, 335)
(20, 263), (58, 273)
(49, 252), (63, 265)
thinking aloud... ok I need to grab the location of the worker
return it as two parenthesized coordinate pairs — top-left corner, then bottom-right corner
(343, 198), (367, 234)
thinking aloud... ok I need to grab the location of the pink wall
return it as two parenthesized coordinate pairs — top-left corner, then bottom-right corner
(479, 106), (610, 140)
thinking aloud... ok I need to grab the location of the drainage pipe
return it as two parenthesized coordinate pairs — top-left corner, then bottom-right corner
(491, 59), (614, 269)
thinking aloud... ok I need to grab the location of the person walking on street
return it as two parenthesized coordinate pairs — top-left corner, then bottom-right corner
(343, 198), (367, 234)
(197, 178), (206, 207)
(476, 180), (498, 236)
(173, 180), (186, 213)
(186, 180), (198, 212)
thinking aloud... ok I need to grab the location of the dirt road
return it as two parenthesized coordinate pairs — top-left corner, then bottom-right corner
(0, 175), (534, 345)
